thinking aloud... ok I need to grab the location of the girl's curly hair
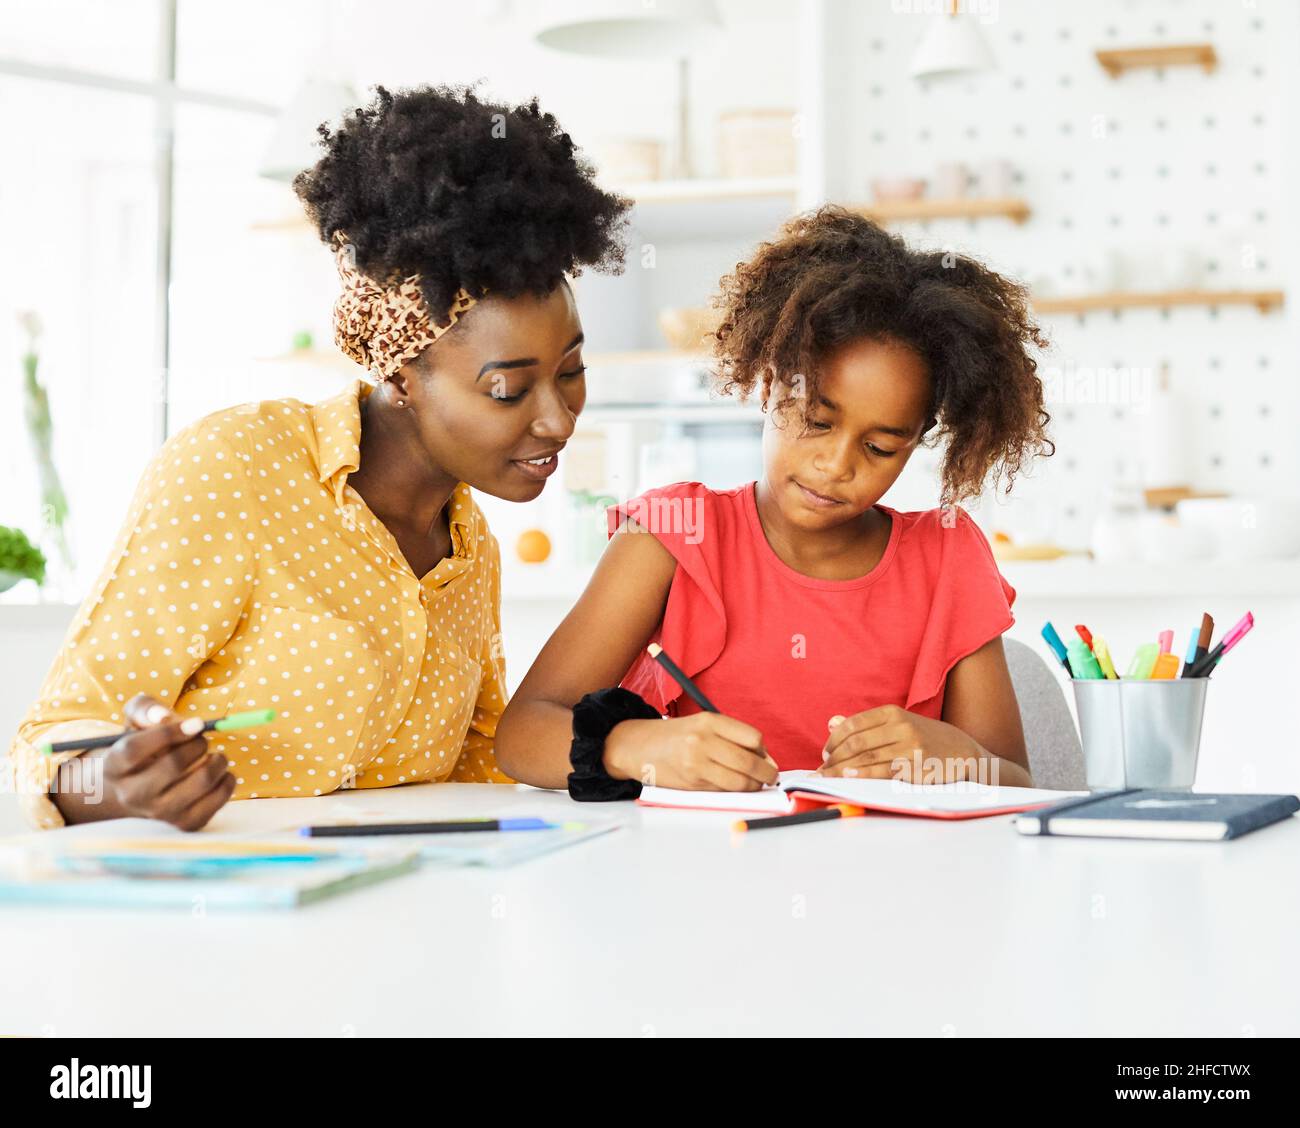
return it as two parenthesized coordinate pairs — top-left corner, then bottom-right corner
(712, 206), (1053, 506)
(293, 84), (630, 316)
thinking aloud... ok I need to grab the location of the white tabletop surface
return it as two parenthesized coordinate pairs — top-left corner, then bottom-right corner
(1, 782), (1297, 1037)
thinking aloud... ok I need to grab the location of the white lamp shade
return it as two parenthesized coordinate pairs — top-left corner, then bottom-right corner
(910, 13), (995, 80)
(530, 0), (723, 59)
(258, 77), (358, 182)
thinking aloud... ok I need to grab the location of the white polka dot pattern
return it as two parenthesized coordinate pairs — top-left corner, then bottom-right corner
(9, 378), (514, 829)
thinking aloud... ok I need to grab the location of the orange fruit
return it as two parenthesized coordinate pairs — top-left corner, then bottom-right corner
(516, 528), (552, 564)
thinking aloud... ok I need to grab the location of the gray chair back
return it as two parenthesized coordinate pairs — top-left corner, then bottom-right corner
(1003, 637), (1085, 791)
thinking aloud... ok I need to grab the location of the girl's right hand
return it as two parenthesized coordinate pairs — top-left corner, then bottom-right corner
(100, 694), (237, 829)
(602, 712), (779, 791)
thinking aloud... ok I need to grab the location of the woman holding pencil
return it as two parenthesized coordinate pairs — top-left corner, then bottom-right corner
(9, 85), (629, 829)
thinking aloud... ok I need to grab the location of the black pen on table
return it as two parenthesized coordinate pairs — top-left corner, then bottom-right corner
(733, 804), (864, 833)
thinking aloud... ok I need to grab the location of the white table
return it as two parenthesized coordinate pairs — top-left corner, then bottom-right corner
(1, 783), (1296, 1037)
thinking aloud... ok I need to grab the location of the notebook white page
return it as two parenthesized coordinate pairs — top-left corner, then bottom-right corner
(639, 770), (1079, 815)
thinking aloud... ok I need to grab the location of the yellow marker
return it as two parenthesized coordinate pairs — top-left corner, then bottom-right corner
(1092, 636), (1119, 679)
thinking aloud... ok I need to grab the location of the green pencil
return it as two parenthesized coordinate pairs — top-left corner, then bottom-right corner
(39, 708), (276, 755)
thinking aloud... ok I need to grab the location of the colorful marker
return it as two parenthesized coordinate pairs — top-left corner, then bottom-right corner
(1067, 638), (1104, 679)
(40, 708), (277, 755)
(1041, 622), (1073, 676)
(1157, 629), (1174, 656)
(1187, 611), (1254, 677)
(1075, 625), (1095, 650)
(1151, 652), (1180, 679)
(1126, 643), (1159, 680)
(1092, 636), (1119, 679)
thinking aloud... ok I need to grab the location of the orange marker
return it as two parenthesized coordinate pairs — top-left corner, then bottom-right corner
(1075, 625), (1095, 650)
(1151, 653), (1180, 679)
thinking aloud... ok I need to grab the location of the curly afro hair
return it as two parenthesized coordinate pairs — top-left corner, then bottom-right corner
(293, 84), (630, 318)
(712, 206), (1053, 506)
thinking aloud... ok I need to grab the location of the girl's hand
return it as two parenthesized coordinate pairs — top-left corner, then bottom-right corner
(818, 704), (985, 783)
(603, 713), (780, 792)
(102, 694), (237, 829)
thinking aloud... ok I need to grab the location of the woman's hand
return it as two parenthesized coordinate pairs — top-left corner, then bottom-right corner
(818, 704), (990, 784)
(53, 693), (237, 828)
(603, 712), (780, 792)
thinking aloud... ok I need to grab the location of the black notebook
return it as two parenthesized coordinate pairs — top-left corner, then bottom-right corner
(1014, 790), (1300, 841)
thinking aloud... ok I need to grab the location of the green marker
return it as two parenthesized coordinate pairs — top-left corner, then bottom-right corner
(39, 708), (277, 755)
(1066, 639), (1103, 680)
(1125, 643), (1159, 680)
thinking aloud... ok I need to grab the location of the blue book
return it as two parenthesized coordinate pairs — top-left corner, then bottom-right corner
(0, 838), (419, 909)
(1014, 790), (1300, 841)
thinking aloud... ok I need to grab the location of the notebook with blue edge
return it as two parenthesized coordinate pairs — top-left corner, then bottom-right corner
(1014, 790), (1300, 841)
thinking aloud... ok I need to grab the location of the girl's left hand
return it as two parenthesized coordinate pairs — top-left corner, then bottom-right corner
(818, 704), (983, 782)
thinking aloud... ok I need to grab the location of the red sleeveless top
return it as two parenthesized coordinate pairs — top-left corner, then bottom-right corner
(607, 481), (1016, 771)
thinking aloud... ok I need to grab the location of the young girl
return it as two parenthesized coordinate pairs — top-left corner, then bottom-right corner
(495, 207), (1052, 796)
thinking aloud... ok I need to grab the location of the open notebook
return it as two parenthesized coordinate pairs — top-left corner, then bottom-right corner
(638, 770), (1079, 820)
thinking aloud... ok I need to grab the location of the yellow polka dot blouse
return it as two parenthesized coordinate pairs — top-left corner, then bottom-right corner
(11, 378), (514, 829)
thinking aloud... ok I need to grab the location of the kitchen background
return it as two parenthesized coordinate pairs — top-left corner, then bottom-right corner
(3, 0), (1299, 791)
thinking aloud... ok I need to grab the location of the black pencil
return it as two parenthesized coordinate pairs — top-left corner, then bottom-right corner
(646, 643), (719, 713)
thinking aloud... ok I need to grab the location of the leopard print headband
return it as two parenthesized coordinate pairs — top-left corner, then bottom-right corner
(331, 231), (478, 380)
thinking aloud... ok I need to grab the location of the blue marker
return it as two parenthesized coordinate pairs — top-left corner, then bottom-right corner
(299, 817), (573, 838)
(1041, 622), (1074, 676)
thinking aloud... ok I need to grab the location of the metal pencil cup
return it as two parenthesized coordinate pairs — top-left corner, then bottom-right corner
(1072, 678), (1209, 791)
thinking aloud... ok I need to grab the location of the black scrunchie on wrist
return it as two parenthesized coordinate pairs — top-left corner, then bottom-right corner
(568, 687), (659, 802)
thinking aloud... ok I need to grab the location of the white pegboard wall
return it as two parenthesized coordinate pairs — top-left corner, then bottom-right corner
(846, 0), (1295, 548)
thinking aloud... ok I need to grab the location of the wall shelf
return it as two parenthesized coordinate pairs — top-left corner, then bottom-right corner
(851, 197), (1031, 225)
(581, 402), (761, 424)
(617, 176), (798, 241)
(1095, 43), (1218, 78)
(587, 349), (707, 367)
(1032, 289), (1285, 316)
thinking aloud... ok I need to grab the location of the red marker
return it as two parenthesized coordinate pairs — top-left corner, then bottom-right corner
(1074, 625), (1095, 651)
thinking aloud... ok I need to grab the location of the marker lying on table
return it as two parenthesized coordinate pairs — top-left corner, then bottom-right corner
(1186, 611), (1254, 678)
(301, 818), (573, 837)
(39, 708), (277, 755)
(733, 804), (864, 833)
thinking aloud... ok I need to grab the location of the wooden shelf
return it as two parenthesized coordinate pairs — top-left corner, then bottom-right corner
(611, 176), (798, 205)
(852, 197), (1031, 225)
(581, 402), (761, 424)
(1095, 43), (1218, 78)
(1033, 289), (1284, 316)
(586, 349), (707, 367)
(618, 177), (798, 241)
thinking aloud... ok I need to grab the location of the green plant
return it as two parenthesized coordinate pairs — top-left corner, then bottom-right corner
(0, 526), (47, 583)
(18, 310), (73, 570)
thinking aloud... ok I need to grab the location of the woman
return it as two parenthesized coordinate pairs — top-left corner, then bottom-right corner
(11, 85), (629, 829)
